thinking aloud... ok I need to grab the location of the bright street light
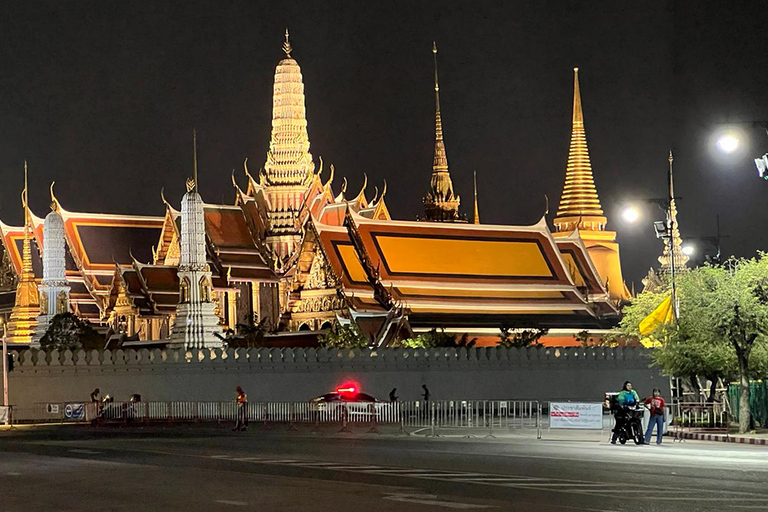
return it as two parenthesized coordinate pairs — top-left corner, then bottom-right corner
(621, 207), (640, 224)
(716, 134), (740, 154)
(682, 244), (695, 256)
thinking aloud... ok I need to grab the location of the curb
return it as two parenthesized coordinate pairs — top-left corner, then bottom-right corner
(669, 432), (767, 445)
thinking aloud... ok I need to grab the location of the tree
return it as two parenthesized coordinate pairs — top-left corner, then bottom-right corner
(621, 257), (768, 433)
(40, 313), (104, 351)
(399, 329), (476, 348)
(497, 324), (548, 348)
(318, 323), (369, 348)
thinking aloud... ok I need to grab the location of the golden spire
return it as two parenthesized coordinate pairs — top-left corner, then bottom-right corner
(473, 170), (480, 224)
(192, 129), (199, 193)
(283, 28), (292, 58)
(423, 42), (461, 222)
(658, 150), (689, 271)
(8, 160), (39, 343)
(553, 68), (606, 233)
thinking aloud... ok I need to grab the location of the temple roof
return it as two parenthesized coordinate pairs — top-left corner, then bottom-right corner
(313, 209), (618, 328)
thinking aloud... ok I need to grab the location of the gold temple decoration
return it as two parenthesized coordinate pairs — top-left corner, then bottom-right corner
(553, 68), (606, 233)
(283, 28), (292, 58)
(423, 42), (461, 222)
(7, 161), (40, 343)
(473, 170), (480, 225)
(658, 150), (689, 271)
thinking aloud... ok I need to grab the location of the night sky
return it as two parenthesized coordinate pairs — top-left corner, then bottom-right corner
(1, 1), (767, 289)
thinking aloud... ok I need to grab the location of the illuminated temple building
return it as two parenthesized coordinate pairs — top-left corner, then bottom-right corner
(0, 36), (630, 346)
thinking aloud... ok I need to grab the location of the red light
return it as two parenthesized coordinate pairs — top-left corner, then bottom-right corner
(336, 386), (356, 394)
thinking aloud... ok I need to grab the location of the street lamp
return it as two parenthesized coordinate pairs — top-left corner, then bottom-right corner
(682, 244), (695, 256)
(716, 134), (740, 154)
(621, 206), (640, 224)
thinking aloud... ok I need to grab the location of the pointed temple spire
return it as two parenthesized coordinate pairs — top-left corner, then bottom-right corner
(473, 170), (480, 224)
(552, 68), (630, 303)
(658, 150), (689, 271)
(192, 128), (199, 193)
(8, 161), (39, 343)
(423, 42), (462, 223)
(170, 135), (221, 348)
(553, 68), (607, 233)
(262, 30), (315, 262)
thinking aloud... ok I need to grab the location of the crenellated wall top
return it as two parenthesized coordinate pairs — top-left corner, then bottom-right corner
(8, 346), (654, 369)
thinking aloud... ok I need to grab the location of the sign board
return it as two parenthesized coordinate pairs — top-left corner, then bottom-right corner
(550, 402), (603, 430)
(47, 404), (60, 414)
(64, 403), (85, 421)
(0, 406), (9, 425)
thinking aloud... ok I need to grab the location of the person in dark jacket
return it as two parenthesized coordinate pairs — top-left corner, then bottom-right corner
(389, 388), (398, 402)
(421, 385), (431, 402)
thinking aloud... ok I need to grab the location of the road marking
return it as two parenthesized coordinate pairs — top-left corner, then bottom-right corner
(68, 449), (101, 455)
(214, 500), (248, 506)
(5, 472), (21, 476)
(383, 493), (495, 509)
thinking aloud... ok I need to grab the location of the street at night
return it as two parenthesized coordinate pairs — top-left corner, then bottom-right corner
(1, 425), (766, 512)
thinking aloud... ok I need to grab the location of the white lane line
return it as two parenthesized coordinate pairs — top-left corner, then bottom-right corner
(5, 472), (21, 476)
(68, 449), (102, 455)
(228, 457), (266, 462)
(214, 500), (248, 506)
(383, 493), (495, 509)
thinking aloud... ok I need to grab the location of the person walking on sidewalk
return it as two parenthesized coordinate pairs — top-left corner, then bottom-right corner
(644, 388), (666, 445)
(233, 386), (248, 431)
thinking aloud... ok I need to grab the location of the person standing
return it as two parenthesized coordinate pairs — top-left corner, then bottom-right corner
(644, 389), (666, 445)
(234, 386), (248, 431)
(611, 381), (640, 444)
(389, 388), (398, 402)
(421, 385), (431, 402)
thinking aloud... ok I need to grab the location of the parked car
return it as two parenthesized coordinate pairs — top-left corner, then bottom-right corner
(309, 386), (395, 422)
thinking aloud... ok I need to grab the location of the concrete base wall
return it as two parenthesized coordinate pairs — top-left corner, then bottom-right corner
(4, 347), (669, 409)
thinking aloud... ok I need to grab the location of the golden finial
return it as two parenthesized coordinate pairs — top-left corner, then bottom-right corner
(668, 149), (674, 163)
(22, 160), (30, 225)
(283, 28), (292, 57)
(473, 170), (480, 224)
(572, 67), (583, 125)
(185, 177), (195, 193)
(49, 181), (61, 212)
(192, 129), (199, 193)
(433, 41), (440, 97)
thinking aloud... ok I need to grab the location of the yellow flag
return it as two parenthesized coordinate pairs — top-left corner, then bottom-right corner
(639, 295), (674, 336)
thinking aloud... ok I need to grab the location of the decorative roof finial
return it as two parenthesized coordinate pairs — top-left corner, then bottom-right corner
(283, 28), (292, 57)
(191, 129), (199, 193)
(22, 160), (30, 226)
(473, 170), (480, 224)
(49, 181), (61, 212)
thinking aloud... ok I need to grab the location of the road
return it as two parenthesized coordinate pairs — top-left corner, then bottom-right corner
(0, 424), (766, 511)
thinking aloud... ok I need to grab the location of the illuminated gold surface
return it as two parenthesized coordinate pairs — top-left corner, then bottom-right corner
(8, 163), (39, 343)
(397, 287), (563, 299)
(336, 244), (369, 283)
(375, 236), (552, 277)
(553, 68), (607, 233)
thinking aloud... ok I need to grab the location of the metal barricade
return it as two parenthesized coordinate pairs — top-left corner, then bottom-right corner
(672, 401), (729, 440)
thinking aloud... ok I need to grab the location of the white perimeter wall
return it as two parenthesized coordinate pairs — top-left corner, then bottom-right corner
(4, 346), (669, 408)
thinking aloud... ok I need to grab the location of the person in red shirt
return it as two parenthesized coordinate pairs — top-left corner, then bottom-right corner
(644, 388), (666, 444)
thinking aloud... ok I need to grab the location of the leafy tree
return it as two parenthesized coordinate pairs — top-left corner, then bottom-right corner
(399, 329), (476, 348)
(40, 313), (104, 351)
(621, 257), (768, 433)
(221, 317), (270, 349)
(318, 322), (369, 348)
(497, 324), (548, 348)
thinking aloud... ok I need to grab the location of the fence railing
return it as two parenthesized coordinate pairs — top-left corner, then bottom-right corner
(9, 399), (540, 435)
(670, 401), (729, 439)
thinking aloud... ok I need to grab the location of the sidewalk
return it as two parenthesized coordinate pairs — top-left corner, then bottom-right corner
(669, 430), (768, 446)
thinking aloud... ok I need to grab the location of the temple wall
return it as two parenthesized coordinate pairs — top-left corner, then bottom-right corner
(3, 347), (668, 413)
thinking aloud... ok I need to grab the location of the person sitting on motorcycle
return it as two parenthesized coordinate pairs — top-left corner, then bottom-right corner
(611, 381), (641, 444)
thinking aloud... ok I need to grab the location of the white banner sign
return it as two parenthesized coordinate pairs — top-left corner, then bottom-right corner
(549, 402), (603, 429)
(0, 406), (9, 425)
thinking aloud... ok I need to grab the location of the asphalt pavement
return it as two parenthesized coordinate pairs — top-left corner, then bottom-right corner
(0, 423), (766, 512)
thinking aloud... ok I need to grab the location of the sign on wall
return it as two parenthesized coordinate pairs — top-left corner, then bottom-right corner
(64, 403), (85, 421)
(0, 406), (9, 425)
(550, 402), (603, 429)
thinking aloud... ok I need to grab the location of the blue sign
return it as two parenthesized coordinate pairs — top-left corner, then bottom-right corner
(64, 403), (85, 420)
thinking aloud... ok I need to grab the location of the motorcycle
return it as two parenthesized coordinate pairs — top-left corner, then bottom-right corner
(612, 405), (646, 445)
